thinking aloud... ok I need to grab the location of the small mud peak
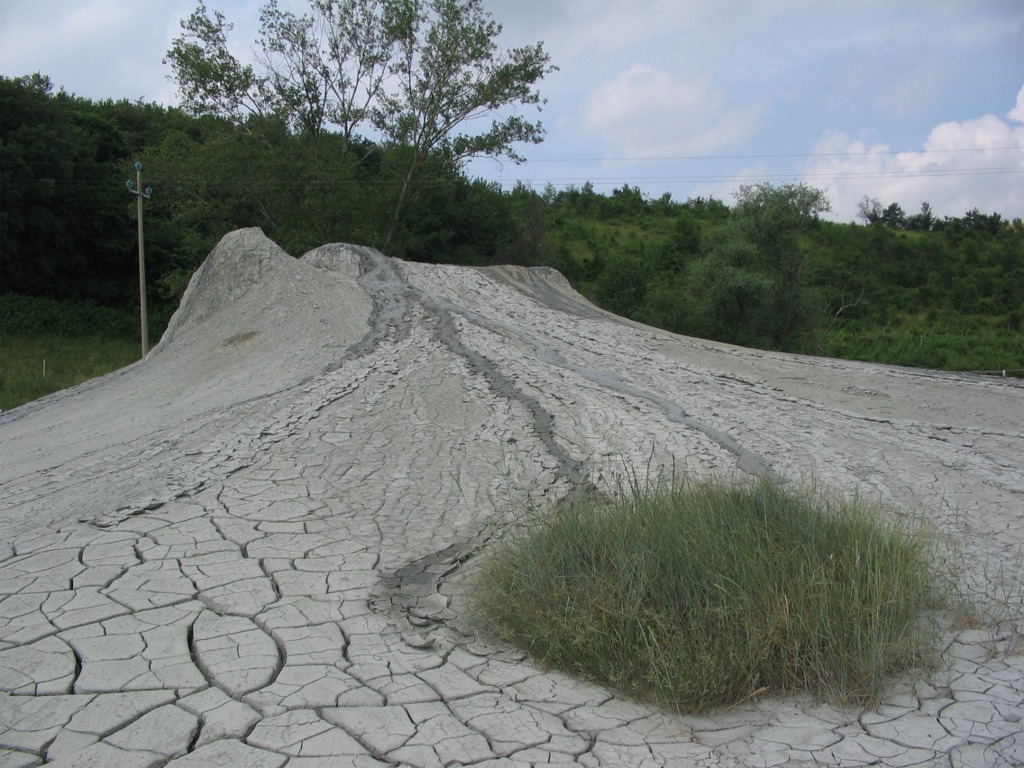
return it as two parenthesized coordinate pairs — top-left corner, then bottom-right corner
(159, 228), (293, 346)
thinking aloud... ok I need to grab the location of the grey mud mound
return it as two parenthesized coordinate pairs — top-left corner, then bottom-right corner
(1, 228), (1021, 767)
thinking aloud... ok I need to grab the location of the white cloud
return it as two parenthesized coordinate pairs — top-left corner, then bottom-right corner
(801, 89), (1024, 221)
(582, 64), (762, 158)
(1009, 85), (1024, 123)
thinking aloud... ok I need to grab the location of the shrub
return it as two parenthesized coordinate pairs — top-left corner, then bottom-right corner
(0, 294), (136, 338)
(473, 476), (942, 713)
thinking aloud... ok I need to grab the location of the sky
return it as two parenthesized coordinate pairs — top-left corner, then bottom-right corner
(1, 0), (1023, 222)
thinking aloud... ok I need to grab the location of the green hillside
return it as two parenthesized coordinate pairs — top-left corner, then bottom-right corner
(2, 73), (1021, 411)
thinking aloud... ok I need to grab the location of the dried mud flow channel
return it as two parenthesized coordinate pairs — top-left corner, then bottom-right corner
(0, 228), (1021, 768)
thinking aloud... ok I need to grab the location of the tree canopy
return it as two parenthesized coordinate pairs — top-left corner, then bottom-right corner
(680, 183), (831, 349)
(1, 73), (1019, 374)
(165, 0), (555, 252)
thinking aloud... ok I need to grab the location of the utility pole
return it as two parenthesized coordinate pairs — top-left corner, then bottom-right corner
(126, 162), (152, 357)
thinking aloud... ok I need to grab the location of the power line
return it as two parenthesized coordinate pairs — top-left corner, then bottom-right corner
(509, 146), (1024, 163)
(2, 143), (1021, 173)
(506, 165), (1024, 181)
(2, 163), (1021, 192)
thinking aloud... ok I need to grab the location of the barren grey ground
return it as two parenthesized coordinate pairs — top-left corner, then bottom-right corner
(1, 228), (1021, 767)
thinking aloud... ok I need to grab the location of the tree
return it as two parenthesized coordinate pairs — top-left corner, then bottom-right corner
(593, 252), (650, 317)
(685, 183), (831, 349)
(375, 0), (555, 253)
(166, 0), (405, 156)
(166, 0), (555, 254)
(655, 210), (701, 272)
(684, 250), (777, 347)
(881, 202), (907, 229)
(961, 208), (1005, 235)
(857, 196), (883, 225)
(164, 3), (266, 126)
(494, 184), (552, 266)
(256, 0), (408, 162)
(605, 184), (646, 218)
(907, 201), (935, 231)
(0, 75), (137, 304)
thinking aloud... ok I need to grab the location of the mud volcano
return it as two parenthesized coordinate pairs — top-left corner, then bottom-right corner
(1, 228), (1021, 766)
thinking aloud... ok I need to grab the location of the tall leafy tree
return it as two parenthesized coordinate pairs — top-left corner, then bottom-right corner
(0, 75), (137, 304)
(857, 196), (883, 225)
(256, 0), (409, 164)
(165, 0), (554, 254)
(164, 3), (266, 126)
(375, 0), (554, 252)
(685, 183), (831, 349)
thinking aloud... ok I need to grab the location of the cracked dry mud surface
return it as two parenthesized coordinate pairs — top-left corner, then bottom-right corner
(1, 228), (1021, 767)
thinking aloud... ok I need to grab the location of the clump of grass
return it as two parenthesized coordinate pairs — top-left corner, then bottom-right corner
(474, 476), (943, 713)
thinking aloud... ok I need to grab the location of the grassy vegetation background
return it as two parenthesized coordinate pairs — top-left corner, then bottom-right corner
(0, 296), (140, 410)
(0, 333), (138, 411)
(2, 76), (1019, 412)
(821, 314), (1021, 373)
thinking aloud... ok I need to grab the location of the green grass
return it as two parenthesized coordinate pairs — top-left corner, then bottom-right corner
(821, 314), (1023, 374)
(473, 476), (943, 713)
(0, 332), (140, 411)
